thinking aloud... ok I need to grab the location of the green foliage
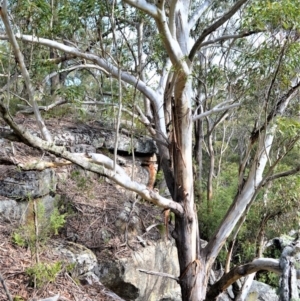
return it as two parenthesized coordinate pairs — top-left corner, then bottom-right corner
(236, 240), (256, 263)
(277, 117), (300, 138)
(156, 224), (166, 237)
(70, 170), (89, 190)
(13, 296), (25, 301)
(199, 163), (238, 239)
(11, 232), (26, 247)
(155, 170), (164, 183)
(217, 247), (228, 266)
(257, 271), (280, 288)
(12, 201), (66, 251)
(26, 261), (62, 288)
(244, 0), (300, 31)
(50, 208), (67, 235)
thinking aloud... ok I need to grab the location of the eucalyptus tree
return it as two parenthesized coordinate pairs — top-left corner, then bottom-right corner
(0, 0), (300, 300)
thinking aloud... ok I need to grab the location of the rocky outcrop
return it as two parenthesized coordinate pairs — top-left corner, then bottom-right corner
(94, 240), (181, 301)
(93, 239), (280, 301)
(22, 120), (158, 155)
(0, 194), (58, 222)
(0, 166), (57, 199)
(0, 121), (157, 222)
(53, 241), (97, 278)
(246, 281), (278, 301)
(217, 280), (279, 301)
(0, 160), (58, 222)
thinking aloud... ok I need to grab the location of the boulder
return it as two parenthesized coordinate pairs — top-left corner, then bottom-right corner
(0, 166), (57, 199)
(53, 241), (97, 278)
(247, 280), (278, 301)
(0, 194), (58, 222)
(217, 280), (279, 301)
(95, 240), (181, 301)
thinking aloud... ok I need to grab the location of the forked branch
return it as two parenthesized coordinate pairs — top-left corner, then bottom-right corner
(189, 0), (248, 61)
(205, 258), (294, 300)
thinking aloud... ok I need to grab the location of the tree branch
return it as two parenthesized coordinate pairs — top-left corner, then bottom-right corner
(0, 34), (160, 108)
(205, 258), (289, 300)
(123, 0), (158, 18)
(43, 64), (109, 83)
(0, 272), (13, 301)
(154, 9), (190, 73)
(168, 0), (178, 37)
(199, 31), (260, 47)
(204, 123), (278, 269)
(250, 81), (300, 144)
(193, 102), (240, 121)
(138, 269), (179, 282)
(188, 0), (212, 29)
(265, 164), (300, 183)
(189, 0), (248, 61)
(17, 98), (68, 114)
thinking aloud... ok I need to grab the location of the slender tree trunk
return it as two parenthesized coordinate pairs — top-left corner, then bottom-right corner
(50, 49), (60, 96)
(194, 101), (204, 203)
(207, 124), (214, 212)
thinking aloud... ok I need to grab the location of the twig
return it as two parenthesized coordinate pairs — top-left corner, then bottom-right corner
(0, 272), (13, 301)
(144, 223), (160, 233)
(64, 272), (81, 289)
(138, 269), (179, 282)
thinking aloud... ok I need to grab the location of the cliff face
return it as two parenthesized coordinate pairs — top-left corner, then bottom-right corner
(0, 119), (158, 221)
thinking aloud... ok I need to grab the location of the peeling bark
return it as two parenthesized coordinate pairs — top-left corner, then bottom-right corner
(279, 242), (300, 301)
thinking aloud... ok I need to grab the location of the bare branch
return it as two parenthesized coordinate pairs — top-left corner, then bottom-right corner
(205, 258), (287, 300)
(189, 0), (248, 61)
(204, 124), (278, 268)
(43, 64), (109, 83)
(193, 102), (240, 121)
(199, 31), (260, 47)
(138, 269), (179, 282)
(157, 59), (172, 93)
(155, 11), (190, 73)
(265, 38), (288, 106)
(0, 33), (160, 107)
(265, 164), (300, 183)
(17, 98), (68, 114)
(168, 0), (179, 37)
(155, 0), (165, 10)
(123, 0), (158, 18)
